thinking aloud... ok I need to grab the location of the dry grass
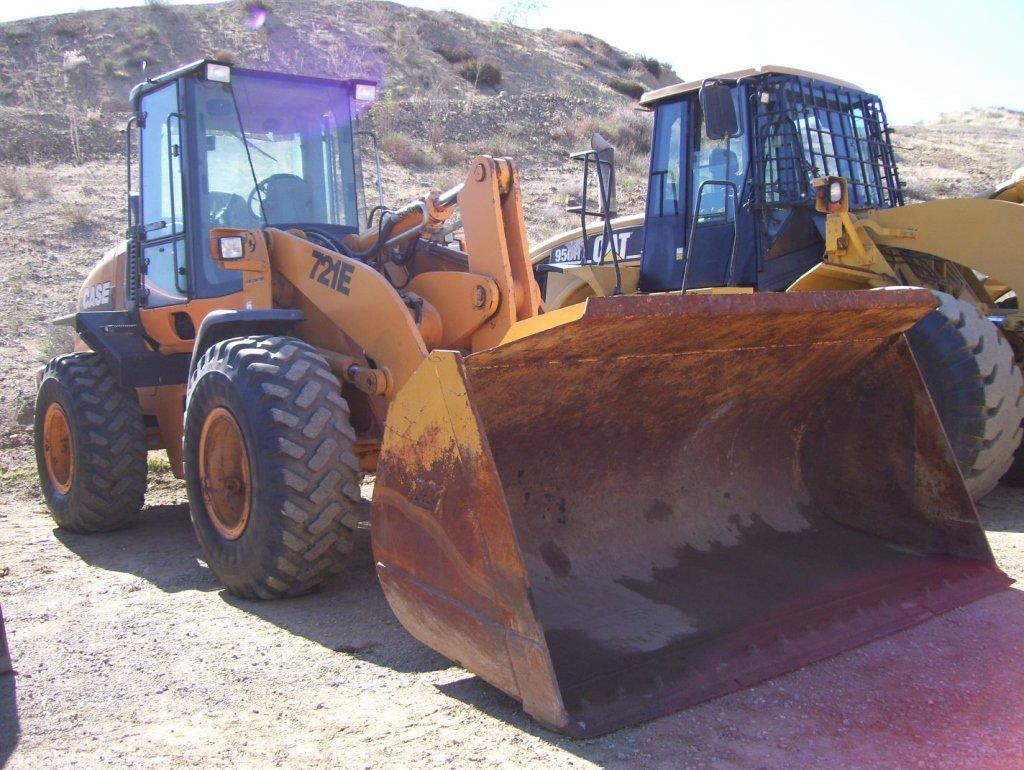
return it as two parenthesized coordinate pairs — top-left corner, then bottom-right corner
(213, 48), (239, 64)
(0, 169), (26, 200)
(550, 107), (652, 158)
(556, 30), (588, 50)
(438, 143), (465, 165)
(35, 325), (74, 364)
(60, 200), (93, 228)
(431, 44), (474, 64)
(380, 133), (436, 168)
(0, 168), (54, 201)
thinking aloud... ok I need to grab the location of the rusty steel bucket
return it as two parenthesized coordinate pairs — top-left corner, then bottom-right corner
(372, 289), (1010, 737)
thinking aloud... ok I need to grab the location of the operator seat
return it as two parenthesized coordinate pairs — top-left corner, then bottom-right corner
(261, 174), (316, 223)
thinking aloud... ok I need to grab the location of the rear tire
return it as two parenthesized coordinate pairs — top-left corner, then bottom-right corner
(183, 335), (361, 600)
(33, 353), (147, 532)
(905, 290), (1024, 500)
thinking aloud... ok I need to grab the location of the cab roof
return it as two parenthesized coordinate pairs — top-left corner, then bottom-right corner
(128, 59), (376, 111)
(639, 65), (867, 107)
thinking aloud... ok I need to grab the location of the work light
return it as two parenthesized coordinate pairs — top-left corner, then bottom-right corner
(218, 236), (244, 260)
(205, 63), (231, 84)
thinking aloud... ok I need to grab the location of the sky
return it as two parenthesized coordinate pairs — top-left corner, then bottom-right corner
(1, 0), (1021, 123)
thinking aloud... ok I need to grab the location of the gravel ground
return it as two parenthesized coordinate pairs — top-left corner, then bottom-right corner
(1, 471), (1023, 769)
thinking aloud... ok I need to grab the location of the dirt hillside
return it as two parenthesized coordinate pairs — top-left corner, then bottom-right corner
(1, 2), (1022, 474)
(1, 2), (1024, 767)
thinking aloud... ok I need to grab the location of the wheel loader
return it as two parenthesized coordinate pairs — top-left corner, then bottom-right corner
(34, 60), (1012, 737)
(535, 66), (1024, 502)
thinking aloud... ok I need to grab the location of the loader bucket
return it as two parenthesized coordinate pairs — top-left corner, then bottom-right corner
(372, 289), (1010, 737)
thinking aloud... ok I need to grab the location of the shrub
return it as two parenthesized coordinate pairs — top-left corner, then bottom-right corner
(0, 169), (54, 200)
(556, 31), (587, 50)
(26, 172), (54, 199)
(0, 169), (25, 200)
(636, 55), (663, 79)
(60, 200), (93, 228)
(36, 325), (74, 364)
(600, 107), (652, 156)
(607, 77), (645, 100)
(380, 133), (435, 168)
(438, 143), (464, 165)
(432, 44), (474, 64)
(53, 18), (86, 37)
(456, 59), (502, 88)
(613, 54), (633, 71)
(549, 107), (652, 158)
(213, 48), (239, 65)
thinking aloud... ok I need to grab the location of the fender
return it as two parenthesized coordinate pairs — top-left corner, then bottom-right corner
(864, 198), (1024, 298)
(189, 308), (306, 380)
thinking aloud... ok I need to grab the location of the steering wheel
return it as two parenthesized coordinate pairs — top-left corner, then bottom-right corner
(247, 173), (310, 219)
(301, 227), (346, 255)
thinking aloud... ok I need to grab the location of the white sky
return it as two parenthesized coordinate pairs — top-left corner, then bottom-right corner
(2, 0), (1021, 123)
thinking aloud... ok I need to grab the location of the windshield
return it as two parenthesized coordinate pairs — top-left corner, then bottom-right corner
(753, 77), (902, 209)
(195, 71), (360, 231)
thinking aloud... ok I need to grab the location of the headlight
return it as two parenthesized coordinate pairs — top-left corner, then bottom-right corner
(354, 83), (377, 102)
(205, 62), (231, 83)
(218, 236), (244, 260)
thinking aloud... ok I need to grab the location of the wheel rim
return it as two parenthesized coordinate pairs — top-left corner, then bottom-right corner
(198, 406), (252, 540)
(43, 402), (75, 494)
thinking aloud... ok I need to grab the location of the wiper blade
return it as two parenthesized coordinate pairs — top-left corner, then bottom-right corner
(246, 141), (277, 163)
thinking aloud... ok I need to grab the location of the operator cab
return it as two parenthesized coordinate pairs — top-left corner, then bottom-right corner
(128, 60), (378, 309)
(638, 66), (903, 293)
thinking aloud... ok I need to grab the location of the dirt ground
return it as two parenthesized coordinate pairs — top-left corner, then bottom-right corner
(2, 467), (1024, 769)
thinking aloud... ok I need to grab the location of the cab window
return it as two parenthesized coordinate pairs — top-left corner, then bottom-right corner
(139, 82), (188, 307)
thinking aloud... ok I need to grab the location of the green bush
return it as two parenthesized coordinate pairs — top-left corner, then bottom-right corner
(607, 77), (645, 100)
(636, 55), (663, 79)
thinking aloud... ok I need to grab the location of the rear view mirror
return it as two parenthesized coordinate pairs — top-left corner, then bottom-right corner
(700, 81), (738, 140)
(591, 133), (616, 217)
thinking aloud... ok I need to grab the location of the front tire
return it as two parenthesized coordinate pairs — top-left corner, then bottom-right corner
(906, 290), (1024, 500)
(33, 353), (148, 532)
(184, 336), (361, 600)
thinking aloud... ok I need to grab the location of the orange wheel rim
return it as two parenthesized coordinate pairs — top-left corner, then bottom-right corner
(43, 402), (75, 494)
(198, 406), (252, 540)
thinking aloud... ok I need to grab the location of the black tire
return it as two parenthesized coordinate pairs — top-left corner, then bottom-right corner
(905, 290), (1024, 500)
(33, 352), (147, 532)
(183, 335), (360, 600)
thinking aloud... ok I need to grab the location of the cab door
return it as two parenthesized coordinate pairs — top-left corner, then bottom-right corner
(138, 81), (189, 311)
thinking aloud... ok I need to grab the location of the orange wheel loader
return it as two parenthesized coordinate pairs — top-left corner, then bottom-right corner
(33, 60), (1011, 737)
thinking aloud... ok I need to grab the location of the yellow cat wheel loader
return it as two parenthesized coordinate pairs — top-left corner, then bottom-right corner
(534, 66), (1024, 501)
(34, 60), (1011, 737)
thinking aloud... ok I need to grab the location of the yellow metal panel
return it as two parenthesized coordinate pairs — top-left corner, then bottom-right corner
(865, 199), (1024, 297)
(788, 262), (896, 292)
(498, 303), (587, 345)
(529, 213), (646, 265)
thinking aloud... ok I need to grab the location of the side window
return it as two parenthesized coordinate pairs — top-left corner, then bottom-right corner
(691, 88), (747, 220)
(140, 83), (188, 307)
(648, 100), (684, 218)
(762, 119), (805, 203)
